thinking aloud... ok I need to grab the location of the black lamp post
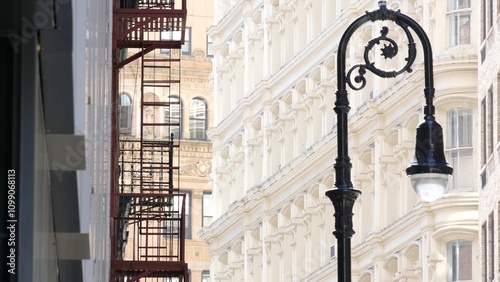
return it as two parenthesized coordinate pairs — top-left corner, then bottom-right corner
(325, 1), (453, 281)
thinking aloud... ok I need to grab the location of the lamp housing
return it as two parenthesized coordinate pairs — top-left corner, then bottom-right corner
(406, 116), (453, 202)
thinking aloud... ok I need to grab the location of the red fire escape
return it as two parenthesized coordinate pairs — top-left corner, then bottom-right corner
(111, 1), (188, 281)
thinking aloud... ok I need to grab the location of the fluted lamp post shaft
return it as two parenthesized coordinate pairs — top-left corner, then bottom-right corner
(325, 2), (453, 281)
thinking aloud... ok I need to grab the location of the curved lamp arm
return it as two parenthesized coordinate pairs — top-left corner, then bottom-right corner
(333, 1), (452, 199)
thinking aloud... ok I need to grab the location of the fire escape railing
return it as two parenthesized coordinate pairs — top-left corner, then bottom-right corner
(110, 1), (188, 281)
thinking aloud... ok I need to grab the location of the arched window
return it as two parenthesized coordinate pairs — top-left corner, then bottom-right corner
(165, 96), (182, 139)
(119, 94), (132, 133)
(189, 98), (207, 140)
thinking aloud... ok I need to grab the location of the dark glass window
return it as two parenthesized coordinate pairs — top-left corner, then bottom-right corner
(119, 94), (132, 133)
(201, 270), (210, 282)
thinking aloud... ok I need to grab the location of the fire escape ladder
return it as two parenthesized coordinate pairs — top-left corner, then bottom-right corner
(111, 1), (188, 281)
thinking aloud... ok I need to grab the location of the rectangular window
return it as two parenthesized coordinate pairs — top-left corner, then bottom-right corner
(119, 94), (132, 133)
(164, 192), (191, 239)
(449, 0), (470, 9)
(189, 98), (207, 140)
(207, 35), (214, 57)
(182, 27), (192, 56)
(481, 45), (487, 64)
(330, 244), (336, 258)
(482, 98), (487, 166)
(202, 192), (213, 227)
(482, 0), (487, 42)
(497, 73), (500, 142)
(447, 109), (473, 191)
(498, 202), (500, 272)
(449, 13), (471, 46)
(488, 213), (494, 280)
(120, 0), (137, 8)
(481, 170), (487, 188)
(482, 223), (487, 282)
(119, 105), (131, 132)
(184, 192), (191, 239)
(447, 240), (472, 281)
(160, 27), (191, 56)
(448, 109), (473, 148)
(201, 270), (210, 282)
(164, 271), (191, 282)
(488, 87), (494, 157)
(165, 96), (182, 139)
(448, 0), (471, 46)
(488, 0), (493, 29)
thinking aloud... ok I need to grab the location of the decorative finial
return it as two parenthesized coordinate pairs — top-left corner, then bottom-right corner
(378, 0), (387, 7)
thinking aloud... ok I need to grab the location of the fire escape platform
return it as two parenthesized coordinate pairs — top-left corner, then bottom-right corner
(111, 260), (188, 277)
(113, 9), (186, 49)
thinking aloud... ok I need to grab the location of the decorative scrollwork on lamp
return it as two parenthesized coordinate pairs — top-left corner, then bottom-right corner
(346, 22), (417, 90)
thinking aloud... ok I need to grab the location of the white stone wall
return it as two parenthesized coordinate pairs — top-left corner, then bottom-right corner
(477, 0), (500, 279)
(203, 0), (480, 281)
(76, 0), (112, 280)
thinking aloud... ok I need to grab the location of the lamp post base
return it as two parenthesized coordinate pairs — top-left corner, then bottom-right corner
(325, 188), (361, 282)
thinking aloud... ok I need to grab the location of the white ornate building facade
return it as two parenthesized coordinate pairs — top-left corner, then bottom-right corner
(201, 0), (480, 281)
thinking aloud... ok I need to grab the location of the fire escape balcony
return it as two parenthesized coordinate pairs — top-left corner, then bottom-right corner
(113, 0), (187, 67)
(110, 1), (188, 281)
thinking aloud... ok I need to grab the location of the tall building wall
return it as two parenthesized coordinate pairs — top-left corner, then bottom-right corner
(202, 0), (479, 281)
(79, 0), (113, 281)
(478, 0), (500, 280)
(1, 0), (112, 281)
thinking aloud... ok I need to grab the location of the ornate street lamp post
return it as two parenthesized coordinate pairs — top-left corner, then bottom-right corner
(325, 1), (453, 281)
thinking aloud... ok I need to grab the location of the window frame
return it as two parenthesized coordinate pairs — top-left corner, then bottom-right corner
(183, 191), (192, 239)
(163, 270), (191, 282)
(202, 192), (213, 227)
(182, 27), (192, 56)
(160, 27), (191, 56)
(482, 0), (487, 42)
(206, 35), (214, 58)
(201, 270), (210, 282)
(482, 98), (487, 166)
(189, 97), (208, 140)
(119, 93), (132, 133)
(447, 0), (472, 47)
(447, 239), (473, 282)
(165, 96), (183, 139)
(446, 108), (473, 191)
(164, 191), (191, 240)
(488, 213), (494, 281)
(482, 223), (488, 281)
(488, 0), (494, 30)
